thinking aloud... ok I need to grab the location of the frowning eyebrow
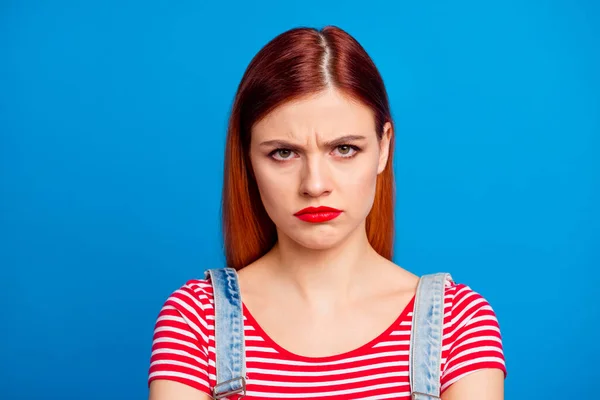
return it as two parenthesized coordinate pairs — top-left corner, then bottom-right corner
(259, 135), (368, 149)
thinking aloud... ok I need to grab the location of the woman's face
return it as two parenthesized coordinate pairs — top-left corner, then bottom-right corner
(250, 88), (392, 250)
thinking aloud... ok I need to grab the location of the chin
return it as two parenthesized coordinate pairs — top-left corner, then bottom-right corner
(287, 229), (347, 251)
(298, 239), (340, 251)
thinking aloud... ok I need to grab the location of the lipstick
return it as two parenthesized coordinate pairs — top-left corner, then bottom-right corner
(293, 206), (342, 223)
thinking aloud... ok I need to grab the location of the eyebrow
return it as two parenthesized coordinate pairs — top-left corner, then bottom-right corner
(259, 135), (368, 149)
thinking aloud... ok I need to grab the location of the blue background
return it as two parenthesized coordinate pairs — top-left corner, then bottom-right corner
(1, 1), (598, 399)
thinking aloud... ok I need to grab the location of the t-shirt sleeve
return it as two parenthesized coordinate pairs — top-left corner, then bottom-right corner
(148, 282), (211, 395)
(440, 284), (507, 393)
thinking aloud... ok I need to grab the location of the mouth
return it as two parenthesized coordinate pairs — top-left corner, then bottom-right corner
(293, 206), (343, 223)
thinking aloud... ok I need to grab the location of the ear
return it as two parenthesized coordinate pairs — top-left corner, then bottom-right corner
(377, 122), (393, 174)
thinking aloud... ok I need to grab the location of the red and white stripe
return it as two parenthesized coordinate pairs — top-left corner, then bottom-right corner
(149, 278), (506, 399)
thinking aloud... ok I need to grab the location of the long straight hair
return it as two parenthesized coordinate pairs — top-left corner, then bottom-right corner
(222, 26), (395, 269)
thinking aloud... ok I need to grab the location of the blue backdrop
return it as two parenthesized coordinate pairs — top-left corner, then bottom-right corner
(1, 1), (598, 399)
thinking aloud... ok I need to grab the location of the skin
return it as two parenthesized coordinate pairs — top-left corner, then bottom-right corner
(149, 88), (504, 400)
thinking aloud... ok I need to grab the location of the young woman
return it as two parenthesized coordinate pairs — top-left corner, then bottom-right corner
(148, 26), (507, 400)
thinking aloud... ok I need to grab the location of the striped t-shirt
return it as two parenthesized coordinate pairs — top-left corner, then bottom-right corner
(148, 276), (506, 399)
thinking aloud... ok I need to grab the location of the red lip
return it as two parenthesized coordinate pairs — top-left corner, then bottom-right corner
(294, 206), (342, 223)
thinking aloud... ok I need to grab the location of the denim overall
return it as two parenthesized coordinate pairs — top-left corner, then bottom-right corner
(205, 268), (451, 400)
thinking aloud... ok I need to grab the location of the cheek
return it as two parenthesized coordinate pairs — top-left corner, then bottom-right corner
(337, 156), (379, 192)
(346, 169), (378, 203)
(333, 157), (379, 215)
(252, 160), (295, 214)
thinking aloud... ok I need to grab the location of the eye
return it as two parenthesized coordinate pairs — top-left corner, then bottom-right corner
(270, 149), (297, 161)
(332, 145), (359, 158)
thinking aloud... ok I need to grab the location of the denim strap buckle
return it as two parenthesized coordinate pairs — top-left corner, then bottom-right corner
(411, 392), (441, 399)
(212, 376), (247, 399)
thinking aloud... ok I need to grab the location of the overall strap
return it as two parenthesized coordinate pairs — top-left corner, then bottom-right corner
(205, 268), (247, 399)
(409, 272), (452, 400)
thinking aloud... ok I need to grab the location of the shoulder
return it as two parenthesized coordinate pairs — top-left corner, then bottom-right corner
(437, 274), (505, 355)
(439, 276), (507, 389)
(161, 278), (215, 312)
(150, 278), (219, 357)
(154, 278), (217, 338)
(442, 276), (500, 329)
(149, 278), (217, 393)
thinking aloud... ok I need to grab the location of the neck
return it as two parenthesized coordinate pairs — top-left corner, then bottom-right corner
(265, 223), (382, 310)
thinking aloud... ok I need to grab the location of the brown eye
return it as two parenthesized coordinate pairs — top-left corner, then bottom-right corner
(338, 145), (351, 155)
(270, 148), (297, 161)
(333, 145), (359, 158)
(277, 149), (292, 158)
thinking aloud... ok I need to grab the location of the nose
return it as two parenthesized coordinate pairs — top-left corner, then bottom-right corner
(299, 156), (332, 198)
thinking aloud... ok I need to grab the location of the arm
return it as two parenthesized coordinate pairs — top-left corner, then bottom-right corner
(149, 380), (212, 400)
(442, 368), (504, 400)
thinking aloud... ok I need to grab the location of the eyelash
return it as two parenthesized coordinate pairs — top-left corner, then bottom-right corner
(269, 145), (361, 162)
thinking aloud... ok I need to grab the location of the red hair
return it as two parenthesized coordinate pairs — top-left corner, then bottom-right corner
(222, 26), (395, 269)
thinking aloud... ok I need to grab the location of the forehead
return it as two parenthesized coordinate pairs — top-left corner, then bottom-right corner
(252, 89), (376, 141)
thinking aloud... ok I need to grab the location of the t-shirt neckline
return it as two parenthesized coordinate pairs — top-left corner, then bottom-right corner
(241, 295), (416, 363)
